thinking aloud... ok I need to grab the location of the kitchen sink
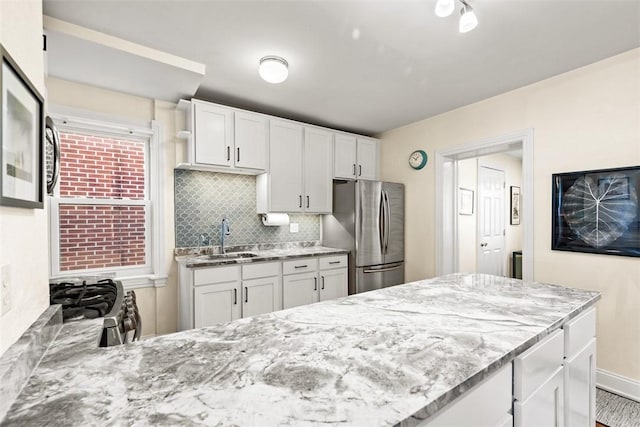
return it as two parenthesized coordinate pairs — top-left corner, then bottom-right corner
(195, 252), (259, 261)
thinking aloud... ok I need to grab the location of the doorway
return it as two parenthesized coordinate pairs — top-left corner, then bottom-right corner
(435, 129), (534, 281)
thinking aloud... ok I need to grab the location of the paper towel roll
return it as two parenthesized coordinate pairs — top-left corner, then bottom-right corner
(261, 213), (290, 226)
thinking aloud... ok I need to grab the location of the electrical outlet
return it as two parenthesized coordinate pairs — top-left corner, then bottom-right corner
(289, 223), (299, 233)
(1, 264), (11, 316)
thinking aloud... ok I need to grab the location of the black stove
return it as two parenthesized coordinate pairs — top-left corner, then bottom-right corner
(49, 277), (141, 346)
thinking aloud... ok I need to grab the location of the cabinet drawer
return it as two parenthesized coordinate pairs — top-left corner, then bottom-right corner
(514, 329), (564, 401)
(283, 257), (318, 275)
(194, 265), (241, 286)
(243, 262), (280, 280)
(319, 255), (348, 270)
(563, 307), (596, 359)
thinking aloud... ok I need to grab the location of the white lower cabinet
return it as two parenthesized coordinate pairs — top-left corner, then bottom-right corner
(514, 366), (565, 427)
(194, 281), (241, 328)
(283, 271), (319, 309)
(319, 268), (348, 301)
(242, 276), (281, 318)
(419, 364), (513, 427)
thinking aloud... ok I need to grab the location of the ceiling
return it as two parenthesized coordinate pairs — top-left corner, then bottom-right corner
(43, 0), (640, 136)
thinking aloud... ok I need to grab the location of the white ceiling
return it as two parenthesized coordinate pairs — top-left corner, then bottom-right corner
(43, 0), (640, 135)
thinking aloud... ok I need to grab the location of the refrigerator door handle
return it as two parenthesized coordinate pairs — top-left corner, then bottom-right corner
(363, 263), (403, 273)
(378, 191), (385, 255)
(383, 190), (391, 254)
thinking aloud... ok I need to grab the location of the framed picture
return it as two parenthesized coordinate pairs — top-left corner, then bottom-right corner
(0, 43), (44, 209)
(510, 186), (521, 225)
(552, 166), (640, 257)
(459, 187), (474, 215)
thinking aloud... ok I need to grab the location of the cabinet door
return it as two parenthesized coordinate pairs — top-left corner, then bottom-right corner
(564, 339), (596, 427)
(242, 276), (282, 318)
(304, 127), (333, 213)
(319, 268), (348, 302)
(234, 111), (267, 171)
(357, 137), (379, 180)
(193, 101), (233, 167)
(194, 282), (241, 328)
(334, 133), (357, 179)
(282, 272), (319, 309)
(269, 120), (303, 212)
(515, 367), (565, 427)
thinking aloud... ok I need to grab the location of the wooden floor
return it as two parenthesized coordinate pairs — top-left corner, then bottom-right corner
(596, 422), (608, 427)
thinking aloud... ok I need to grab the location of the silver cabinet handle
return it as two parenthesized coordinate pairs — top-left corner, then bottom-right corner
(233, 288), (237, 305)
(237, 147), (240, 162)
(321, 276), (325, 290)
(328, 261), (341, 265)
(294, 264), (308, 269)
(244, 287), (248, 303)
(314, 277), (317, 291)
(306, 195), (310, 209)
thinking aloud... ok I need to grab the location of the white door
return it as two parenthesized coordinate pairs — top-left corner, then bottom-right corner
(319, 268), (348, 302)
(193, 101), (233, 167)
(334, 133), (357, 179)
(282, 272), (318, 309)
(477, 165), (505, 276)
(356, 137), (378, 180)
(303, 127), (333, 213)
(194, 282), (241, 327)
(234, 111), (267, 170)
(269, 120), (303, 212)
(242, 276), (281, 318)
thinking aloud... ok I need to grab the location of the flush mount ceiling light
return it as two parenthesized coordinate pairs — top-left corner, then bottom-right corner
(434, 0), (478, 33)
(259, 56), (289, 84)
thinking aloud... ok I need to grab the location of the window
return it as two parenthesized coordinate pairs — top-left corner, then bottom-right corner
(49, 111), (165, 287)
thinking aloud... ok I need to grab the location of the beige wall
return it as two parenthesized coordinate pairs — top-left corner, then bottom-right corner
(0, 0), (50, 356)
(379, 49), (640, 382)
(46, 77), (179, 337)
(457, 154), (523, 275)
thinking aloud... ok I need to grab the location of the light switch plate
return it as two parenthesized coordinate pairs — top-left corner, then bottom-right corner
(1, 264), (11, 316)
(289, 223), (299, 233)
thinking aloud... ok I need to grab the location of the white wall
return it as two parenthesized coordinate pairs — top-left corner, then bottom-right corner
(379, 49), (640, 383)
(0, 0), (50, 356)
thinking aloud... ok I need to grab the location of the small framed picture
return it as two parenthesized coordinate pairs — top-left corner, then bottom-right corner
(459, 187), (474, 215)
(0, 43), (44, 209)
(510, 186), (521, 225)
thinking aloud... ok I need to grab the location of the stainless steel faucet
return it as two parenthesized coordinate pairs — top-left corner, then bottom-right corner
(220, 218), (231, 254)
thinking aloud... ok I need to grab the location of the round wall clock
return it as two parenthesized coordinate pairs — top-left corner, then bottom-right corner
(409, 150), (428, 170)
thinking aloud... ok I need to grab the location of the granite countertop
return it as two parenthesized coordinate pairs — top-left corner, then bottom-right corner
(175, 243), (349, 268)
(1, 274), (600, 427)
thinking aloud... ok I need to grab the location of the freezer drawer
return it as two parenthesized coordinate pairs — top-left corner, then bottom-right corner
(356, 262), (404, 293)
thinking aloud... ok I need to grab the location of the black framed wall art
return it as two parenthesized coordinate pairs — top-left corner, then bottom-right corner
(552, 166), (640, 257)
(0, 43), (44, 209)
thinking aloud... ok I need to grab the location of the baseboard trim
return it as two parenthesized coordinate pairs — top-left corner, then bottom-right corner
(597, 368), (640, 403)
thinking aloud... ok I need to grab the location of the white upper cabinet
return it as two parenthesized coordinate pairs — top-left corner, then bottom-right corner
(193, 101), (234, 167)
(257, 122), (332, 214)
(185, 100), (267, 174)
(266, 119), (304, 212)
(234, 111), (267, 170)
(356, 137), (379, 180)
(303, 127), (333, 213)
(334, 133), (357, 179)
(334, 134), (379, 180)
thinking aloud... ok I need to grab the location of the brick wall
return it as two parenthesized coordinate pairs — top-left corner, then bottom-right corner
(58, 132), (147, 272)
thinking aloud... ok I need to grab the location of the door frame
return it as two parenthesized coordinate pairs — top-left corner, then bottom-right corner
(476, 161), (506, 276)
(435, 129), (534, 281)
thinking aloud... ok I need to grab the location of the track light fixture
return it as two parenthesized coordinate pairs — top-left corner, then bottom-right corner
(434, 0), (478, 33)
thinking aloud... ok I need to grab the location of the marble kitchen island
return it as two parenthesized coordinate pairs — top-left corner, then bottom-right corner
(1, 274), (600, 426)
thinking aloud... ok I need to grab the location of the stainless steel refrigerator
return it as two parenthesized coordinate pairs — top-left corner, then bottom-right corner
(322, 180), (404, 294)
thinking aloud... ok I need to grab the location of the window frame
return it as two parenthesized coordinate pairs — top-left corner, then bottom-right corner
(48, 107), (166, 288)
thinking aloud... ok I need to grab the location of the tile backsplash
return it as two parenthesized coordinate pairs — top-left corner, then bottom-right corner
(174, 170), (320, 248)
